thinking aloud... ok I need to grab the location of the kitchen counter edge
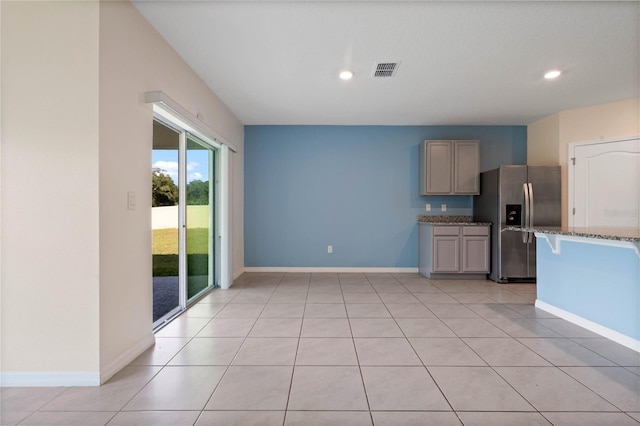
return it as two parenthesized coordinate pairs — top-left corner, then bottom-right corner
(506, 225), (640, 243)
(417, 215), (491, 226)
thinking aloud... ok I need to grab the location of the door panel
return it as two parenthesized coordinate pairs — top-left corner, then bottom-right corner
(152, 122), (219, 329)
(500, 226), (528, 279)
(498, 166), (528, 279)
(527, 237), (537, 279)
(186, 137), (216, 301)
(498, 166), (528, 228)
(454, 142), (480, 194)
(527, 166), (561, 227)
(462, 236), (489, 272)
(433, 237), (459, 272)
(152, 121), (182, 327)
(526, 166), (560, 279)
(573, 139), (640, 228)
(426, 142), (452, 194)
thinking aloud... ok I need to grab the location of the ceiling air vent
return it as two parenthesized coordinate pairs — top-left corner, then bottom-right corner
(373, 62), (399, 78)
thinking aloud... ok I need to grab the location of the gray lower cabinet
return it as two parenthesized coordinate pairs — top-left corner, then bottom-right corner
(433, 236), (460, 272)
(419, 224), (490, 278)
(462, 236), (490, 272)
(432, 225), (460, 272)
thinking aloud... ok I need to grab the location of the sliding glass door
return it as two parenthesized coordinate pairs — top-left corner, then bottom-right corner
(152, 121), (218, 329)
(186, 137), (216, 300)
(152, 121), (181, 325)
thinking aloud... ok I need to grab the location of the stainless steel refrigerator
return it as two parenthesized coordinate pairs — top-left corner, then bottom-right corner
(473, 166), (561, 283)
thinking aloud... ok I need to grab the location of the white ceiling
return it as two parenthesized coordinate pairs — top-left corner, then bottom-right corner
(133, 1), (639, 126)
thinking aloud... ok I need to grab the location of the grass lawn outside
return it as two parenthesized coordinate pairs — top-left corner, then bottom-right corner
(153, 227), (212, 295)
(152, 228), (179, 255)
(153, 228), (210, 255)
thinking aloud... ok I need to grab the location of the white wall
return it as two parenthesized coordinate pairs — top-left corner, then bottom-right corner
(1, 0), (245, 384)
(98, 1), (244, 377)
(527, 97), (640, 226)
(1, 1), (101, 374)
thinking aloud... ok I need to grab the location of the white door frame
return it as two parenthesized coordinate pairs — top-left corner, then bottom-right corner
(146, 92), (234, 290)
(568, 135), (640, 227)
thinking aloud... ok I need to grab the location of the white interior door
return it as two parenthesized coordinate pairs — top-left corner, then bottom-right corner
(571, 137), (640, 228)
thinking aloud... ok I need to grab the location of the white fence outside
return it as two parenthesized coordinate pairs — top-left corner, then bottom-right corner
(152, 205), (210, 229)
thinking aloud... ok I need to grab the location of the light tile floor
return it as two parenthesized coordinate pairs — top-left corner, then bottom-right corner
(2, 272), (640, 425)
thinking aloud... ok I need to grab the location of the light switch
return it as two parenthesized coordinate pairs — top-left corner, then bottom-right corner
(127, 191), (136, 211)
(441, 204), (447, 212)
(425, 204), (431, 211)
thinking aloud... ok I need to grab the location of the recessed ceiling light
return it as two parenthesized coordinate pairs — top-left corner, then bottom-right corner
(544, 70), (562, 79)
(339, 70), (354, 80)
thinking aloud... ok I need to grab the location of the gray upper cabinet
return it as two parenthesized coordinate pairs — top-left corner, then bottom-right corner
(419, 140), (480, 195)
(421, 141), (452, 194)
(453, 141), (480, 194)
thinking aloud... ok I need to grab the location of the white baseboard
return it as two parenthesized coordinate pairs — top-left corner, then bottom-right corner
(0, 371), (100, 387)
(100, 333), (155, 384)
(536, 300), (640, 353)
(243, 267), (419, 274)
(0, 334), (156, 387)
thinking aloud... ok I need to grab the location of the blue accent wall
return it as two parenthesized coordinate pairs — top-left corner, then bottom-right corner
(537, 238), (640, 341)
(245, 126), (526, 267)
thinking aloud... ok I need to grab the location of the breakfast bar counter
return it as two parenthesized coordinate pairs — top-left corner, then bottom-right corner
(506, 225), (640, 243)
(508, 226), (640, 352)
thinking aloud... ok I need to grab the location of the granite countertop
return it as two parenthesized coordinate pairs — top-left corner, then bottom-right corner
(417, 215), (491, 226)
(506, 225), (640, 243)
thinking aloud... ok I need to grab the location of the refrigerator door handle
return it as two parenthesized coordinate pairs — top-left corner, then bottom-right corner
(528, 183), (534, 243)
(523, 183), (530, 243)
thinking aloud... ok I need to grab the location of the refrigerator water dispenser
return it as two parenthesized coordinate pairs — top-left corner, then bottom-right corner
(506, 204), (521, 225)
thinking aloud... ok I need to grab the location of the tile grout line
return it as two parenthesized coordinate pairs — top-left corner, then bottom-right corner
(555, 366), (632, 414)
(346, 274), (375, 425)
(195, 275), (279, 418)
(24, 273), (638, 425)
(394, 286), (459, 415)
(282, 273), (310, 425)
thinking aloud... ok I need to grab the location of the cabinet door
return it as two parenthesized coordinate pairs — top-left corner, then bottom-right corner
(461, 236), (489, 272)
(433, 236), (460, 272)
(454, 141), (479, 194)
(424, 141), (452, 194)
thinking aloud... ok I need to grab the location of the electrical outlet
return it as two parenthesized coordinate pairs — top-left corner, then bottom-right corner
(441, 204), (447, 212)
(327, 245), (333, 254)
(425, 203), (431, 212)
